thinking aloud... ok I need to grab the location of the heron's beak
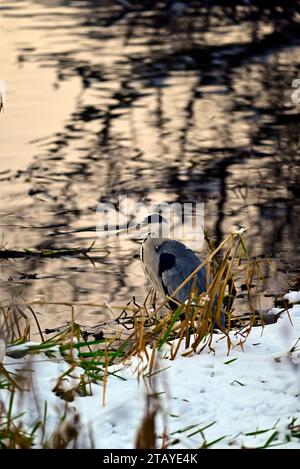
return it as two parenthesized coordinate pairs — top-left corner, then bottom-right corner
(124, 223), (149, 240)
(97, 222), (148, 240)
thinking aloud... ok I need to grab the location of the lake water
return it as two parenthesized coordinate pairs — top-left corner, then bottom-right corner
(1, 0), (300, 338)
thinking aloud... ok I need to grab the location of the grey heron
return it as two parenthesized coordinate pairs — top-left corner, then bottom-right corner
(135, 214), (224, 328)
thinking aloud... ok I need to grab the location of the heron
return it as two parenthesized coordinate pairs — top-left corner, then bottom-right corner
(132, 214), (223, 328)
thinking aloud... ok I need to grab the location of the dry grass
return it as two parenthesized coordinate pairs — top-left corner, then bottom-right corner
(115, 229), (265, 372)
(1, 229), (267, 374)
(0, 229), (280, 448)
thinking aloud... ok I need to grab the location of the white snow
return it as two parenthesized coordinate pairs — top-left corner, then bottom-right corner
(1, 296), (300, 449)
(284, 291), (300, 305)
(233, 226), (247, 235)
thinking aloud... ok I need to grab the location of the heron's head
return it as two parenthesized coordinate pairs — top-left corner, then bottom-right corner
(135, 213), (169, 239)
(97, 212), (169, 240)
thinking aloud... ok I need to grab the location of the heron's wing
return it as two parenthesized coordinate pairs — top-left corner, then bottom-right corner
(159, 240), (207, 303)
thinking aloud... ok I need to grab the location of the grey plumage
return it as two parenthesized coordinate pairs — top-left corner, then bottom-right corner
(141, 237), (207, 308)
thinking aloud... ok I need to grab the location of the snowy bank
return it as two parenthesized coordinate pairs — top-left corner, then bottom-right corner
(1, 299), (300, 449)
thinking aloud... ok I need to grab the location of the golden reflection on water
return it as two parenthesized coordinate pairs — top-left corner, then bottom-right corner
(0, 0), (300, 337)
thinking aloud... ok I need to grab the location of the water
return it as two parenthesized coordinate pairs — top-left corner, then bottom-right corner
(1, 0), (300, 337)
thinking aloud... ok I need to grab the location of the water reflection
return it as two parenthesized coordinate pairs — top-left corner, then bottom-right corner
(0, 0), (300, 335)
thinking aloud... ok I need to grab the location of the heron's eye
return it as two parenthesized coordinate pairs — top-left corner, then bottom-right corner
(155, 245), (159, 252)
